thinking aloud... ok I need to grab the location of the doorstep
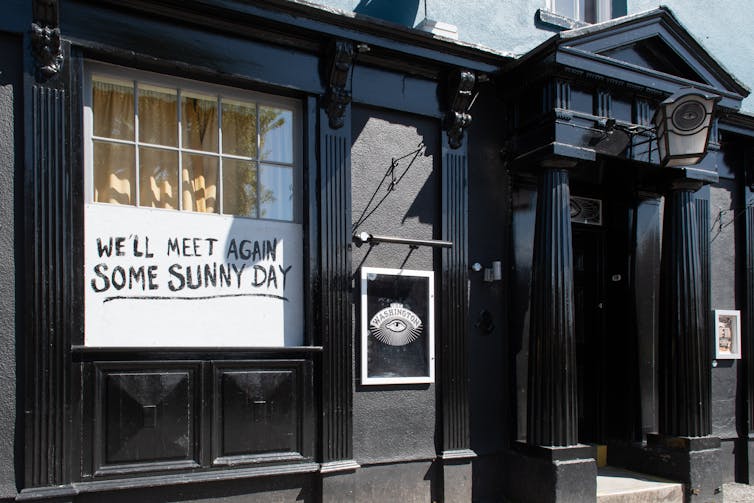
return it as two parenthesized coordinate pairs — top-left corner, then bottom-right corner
(597, 466), (683, 503)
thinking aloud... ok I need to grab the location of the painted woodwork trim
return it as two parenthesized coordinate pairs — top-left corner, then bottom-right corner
(318, 104), (355, 468)
(443, 70), (475, 149)
(26, 79), (73, 486)
(323, 40), (355, 130)
(746, 192), (754, 433)
(440, 133), (471, 454)
(31, 0), (64, 79)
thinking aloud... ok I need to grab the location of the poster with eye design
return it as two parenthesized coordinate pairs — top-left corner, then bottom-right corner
(360, 267), (434, 385)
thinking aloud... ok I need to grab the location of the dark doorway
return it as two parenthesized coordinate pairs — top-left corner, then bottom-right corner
(573, 227), (607, 444)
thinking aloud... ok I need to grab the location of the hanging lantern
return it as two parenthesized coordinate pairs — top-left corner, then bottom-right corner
(653, 88), (720, 167)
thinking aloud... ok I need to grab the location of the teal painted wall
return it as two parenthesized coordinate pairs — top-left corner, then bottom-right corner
(313, 0), (753, 113)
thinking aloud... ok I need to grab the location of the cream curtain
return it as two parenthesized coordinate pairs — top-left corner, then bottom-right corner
(91, 78), (291, 219)
(92, 82), (220, 213)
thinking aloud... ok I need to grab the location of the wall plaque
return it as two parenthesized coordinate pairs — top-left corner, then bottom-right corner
(360, 267), (434, 385)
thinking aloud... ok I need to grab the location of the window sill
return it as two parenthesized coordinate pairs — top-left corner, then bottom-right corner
(17, 462), (321, 501)
(536, 9), (589, 31)
(71, 345), (323, 361)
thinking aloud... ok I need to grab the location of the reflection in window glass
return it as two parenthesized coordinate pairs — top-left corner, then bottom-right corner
(259, 164), (293, 221)
(554, 0), (575, 19)
(259, 107), (293, 163)
(90, 72), (297, 221)
(222, 159), (258, 218)
(182, 93), (218, 152)
(222, 100), (257, 158)
(139, 147), (179, 209)
(550, 0), (611, 22)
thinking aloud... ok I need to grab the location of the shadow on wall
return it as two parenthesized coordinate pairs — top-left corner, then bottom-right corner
(354, 0), (422, 27)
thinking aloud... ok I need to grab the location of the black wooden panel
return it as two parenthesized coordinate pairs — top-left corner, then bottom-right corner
(94, 364), (200, 474)
(219, 370), (296, 456)
(212, 361), (308, 465)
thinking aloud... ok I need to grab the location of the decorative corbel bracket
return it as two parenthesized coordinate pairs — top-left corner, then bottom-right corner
(323, 40), (355, 130)
(31, 0), (64, 80)
(443, 70), (476, 149)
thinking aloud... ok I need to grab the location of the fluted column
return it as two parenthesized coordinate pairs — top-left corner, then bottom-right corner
(658, 184), (710, 437)
(527, 168), (578, 447)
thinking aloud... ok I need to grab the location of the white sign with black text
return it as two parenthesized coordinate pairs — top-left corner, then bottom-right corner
(85, 204), (303, 347)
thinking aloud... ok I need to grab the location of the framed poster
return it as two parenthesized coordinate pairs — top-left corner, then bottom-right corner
(715, 309), (741, 360)
(360, 267), (435, 385)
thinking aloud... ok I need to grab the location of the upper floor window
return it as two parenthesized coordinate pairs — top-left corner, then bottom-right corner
(87, 66), (298, 221)
(549, 0), (612, 23)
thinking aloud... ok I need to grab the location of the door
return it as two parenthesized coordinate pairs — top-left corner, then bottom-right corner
(573, 228), (607, 444)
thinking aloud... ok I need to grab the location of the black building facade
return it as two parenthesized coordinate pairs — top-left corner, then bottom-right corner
(1, 1), (753, 502)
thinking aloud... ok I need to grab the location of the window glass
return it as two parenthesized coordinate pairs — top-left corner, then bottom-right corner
(222, 159), (258, 218)
(259, 107), (293, 163)
(93, 79), (134, 140)
(93, 141), (134, 204)
(139, 147), (179, 209)
(138, 85), (178, 147)
(260, 164), (293, 221)
(90, 73), (297, 221)
(550, 0), (612, 22)
(222, 99), (257, 158)
(182, 93), (218, 152)
(181, 153), (218, 213)
(554, 0), (576, 19)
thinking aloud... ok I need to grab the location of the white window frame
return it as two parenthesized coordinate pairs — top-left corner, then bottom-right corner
(83, 62), (303, 223)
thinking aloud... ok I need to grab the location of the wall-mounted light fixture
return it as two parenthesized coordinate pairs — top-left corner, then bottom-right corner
(653, 88), (720, 167)
(592, 87), (719, 166)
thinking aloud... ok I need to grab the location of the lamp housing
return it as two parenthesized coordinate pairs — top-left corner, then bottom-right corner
(653, 88), (720, 167)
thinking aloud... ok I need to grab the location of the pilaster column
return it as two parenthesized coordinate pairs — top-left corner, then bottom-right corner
(658, 183), (710, 438)
(527, 168), (578, 447)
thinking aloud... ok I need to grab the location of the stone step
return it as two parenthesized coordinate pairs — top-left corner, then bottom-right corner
(597, 467), (683, 503)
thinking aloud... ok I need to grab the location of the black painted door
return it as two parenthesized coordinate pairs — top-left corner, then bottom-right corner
(573, 228), (607, 444)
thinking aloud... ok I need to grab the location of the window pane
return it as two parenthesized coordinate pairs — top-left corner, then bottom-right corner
(259, 164), (293, 221)
(554, 0), (575, 18)
(259, 107), (293, 163)
(581, 0), (596, 22)
(93, 78), (134, 141)
(222, 159), (257, 217)
(139, 147), (178, 209)
(182, 93), (218, 152)
(222, 99), (257, 157)
(139, 85), (178, 147)
(93, 141), (135, 205)
(182, 154), (218, 214)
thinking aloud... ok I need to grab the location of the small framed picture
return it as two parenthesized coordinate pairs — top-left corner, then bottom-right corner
(360, 267), (434, 385)
(715, 310), (741, 360)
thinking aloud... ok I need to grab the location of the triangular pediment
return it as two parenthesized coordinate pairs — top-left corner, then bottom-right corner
(551, 7), (748, 109)
(599, 35), (703, 82)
